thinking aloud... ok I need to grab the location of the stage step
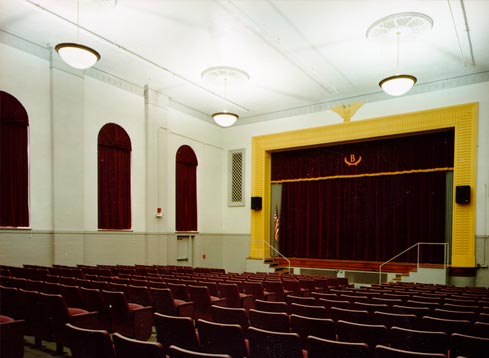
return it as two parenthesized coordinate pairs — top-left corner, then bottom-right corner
(264, 258), (289, 273)
(274, 258), (422, 274)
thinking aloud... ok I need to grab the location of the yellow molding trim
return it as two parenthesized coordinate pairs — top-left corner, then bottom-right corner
(251, 103), (478, 267)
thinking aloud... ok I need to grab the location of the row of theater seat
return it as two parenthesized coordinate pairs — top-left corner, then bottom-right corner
(36, 273), (326, 300)
(2, 265), (489, 357)
(0, 273), (267, 355)
(0, 284), (173, 354)
(65, 311), (489, 358)
(0, 314), (24, 358)
(3, 273), (488, 313)
(0, 264), (226, 281)
(1, 263), (486, 298)
(3, 307), (488, 358)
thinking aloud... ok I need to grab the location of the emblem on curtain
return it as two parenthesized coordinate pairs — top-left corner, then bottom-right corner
(344, 154), (362, 166)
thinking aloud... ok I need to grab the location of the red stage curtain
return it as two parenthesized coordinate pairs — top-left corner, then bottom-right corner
(0, 91), (29, 227)
(176, 145), (198, 232)
(280, 172), (447, 262)
(273, 130), (454, 263)
(98, 123), (132, 230)
(272, 130), (454, 180)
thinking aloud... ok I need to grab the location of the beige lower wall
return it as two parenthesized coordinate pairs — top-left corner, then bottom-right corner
(0, 230), (53, 266)
(222, 235), (250, 273)
(0, 230), (250, 273)
(3, 230), (487, 286)
(476, 235), (489, 287)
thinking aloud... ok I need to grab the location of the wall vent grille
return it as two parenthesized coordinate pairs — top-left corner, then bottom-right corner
(229, 149), (245, 206)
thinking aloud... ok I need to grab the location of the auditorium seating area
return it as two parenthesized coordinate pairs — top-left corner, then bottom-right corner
(1, 264), (489, 357)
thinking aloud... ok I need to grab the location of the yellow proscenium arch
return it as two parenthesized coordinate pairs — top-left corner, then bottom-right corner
(250, 103), (478, 267)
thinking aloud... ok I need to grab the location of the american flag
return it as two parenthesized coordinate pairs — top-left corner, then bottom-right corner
(273, 205), (280, 241)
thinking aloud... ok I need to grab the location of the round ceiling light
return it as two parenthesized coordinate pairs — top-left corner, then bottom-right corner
(367, 12), (432, 96)
(379, 74), (417, 96)
(202, 66), (249, 127)
(55, 43), (100, 70)
(212, 112), (239, 127)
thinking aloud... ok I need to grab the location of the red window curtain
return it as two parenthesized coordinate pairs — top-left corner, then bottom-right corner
(176, 145), (198, 232)
(98, 123), (132, 230)
(0, 91), (29, 227)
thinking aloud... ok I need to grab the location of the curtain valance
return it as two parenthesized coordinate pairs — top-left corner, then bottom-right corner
(272, 130), (454, 181)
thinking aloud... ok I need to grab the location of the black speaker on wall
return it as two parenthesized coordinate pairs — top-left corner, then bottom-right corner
(456, 185), (471, 204)
(251, 196), (262, 210)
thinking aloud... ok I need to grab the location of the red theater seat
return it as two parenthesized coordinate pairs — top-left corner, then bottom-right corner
(65, 323), (115, 358)
(112, 332), (164, 358)
(149, 287), (194, 318)
(0, 315), (24, 358)
(196, 319), (249, 358)
(101, 290), (153, 340)
(247, 326), (304, 358)
(38, 292), (99, 354)
(187, 285), (226, 321)
(306, 335), (369, 358)
(374, 345), (447, 358)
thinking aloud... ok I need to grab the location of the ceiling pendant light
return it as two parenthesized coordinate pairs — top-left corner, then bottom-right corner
(379, 74), (417, 96)
(55, 0), (100, 70)
(367, 12), (432, 97)
(212, 112), (239, 127)
(55, 43), (100, 70)
(202, 66), (249, 127)
(378, 31), (416, 96)
(211, 75), (239, 127)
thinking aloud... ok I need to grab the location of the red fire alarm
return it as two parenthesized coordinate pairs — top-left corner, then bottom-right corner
(156, 208), (163, 218)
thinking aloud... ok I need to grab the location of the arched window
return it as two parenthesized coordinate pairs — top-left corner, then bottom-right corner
(98, 123), (132, 230)
(176, 145), (198, 231)
(0, 91), (29, 227)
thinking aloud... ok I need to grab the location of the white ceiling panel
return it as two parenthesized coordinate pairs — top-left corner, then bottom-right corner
(1, 0), (488, 125)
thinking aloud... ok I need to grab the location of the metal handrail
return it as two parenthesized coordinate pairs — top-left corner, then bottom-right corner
(379, 242), (448, 284)
(261, 240), (291, 274)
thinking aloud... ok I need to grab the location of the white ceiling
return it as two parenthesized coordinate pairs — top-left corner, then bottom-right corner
(1, 0), (489, 125)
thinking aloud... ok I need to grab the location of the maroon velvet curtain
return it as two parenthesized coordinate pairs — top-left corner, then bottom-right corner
(280, 172), (447, 262)
(0, 91), (29, 227)
(98, 123), (132, 230)
(176, 145), (198, 232)
(273, 130), (454, 263)
(272, 130), (454, 180)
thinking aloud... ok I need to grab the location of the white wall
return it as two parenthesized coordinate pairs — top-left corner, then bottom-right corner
(1, 40), (489, 280)
(0, 42), (235, 268)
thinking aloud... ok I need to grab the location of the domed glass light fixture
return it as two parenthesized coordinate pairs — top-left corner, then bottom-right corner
(367, 12), (432, 97)
(55, 43), (100, 70)
(55, 0), (100, 70)
(377, 31), (417, 96)
(212, 112), (239, 127)
(379, 74), (417, 96)
(202, 66), (249, 127)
